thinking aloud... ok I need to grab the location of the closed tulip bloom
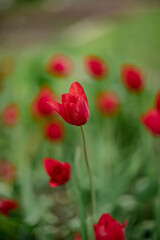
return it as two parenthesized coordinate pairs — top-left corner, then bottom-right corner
(44, 120), (65, 142)
(0, 198), (19, 216)
(0, 160), (16, 182)
(44, 158), (71, 187)
(121, 64), (145, 93)
(85, 55), (108, 80)
(48, 82), (90, 126)
(141, 109), (160, 136)
(74, 232), (82, 240)
(31, 85), (57, 118)
(2, 103), (20, 127)
(94, 213), (127, 240)
(155, 91), (160, 112)
(96, 91), (121, 116)
(47, 53), (74, 78)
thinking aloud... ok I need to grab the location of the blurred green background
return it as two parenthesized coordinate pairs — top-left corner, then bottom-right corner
(0, 0), (160, 239)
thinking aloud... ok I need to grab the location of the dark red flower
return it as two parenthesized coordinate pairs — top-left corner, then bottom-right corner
(48, 82), (90, 126)
(2, 103), (20, 127)
(141, 109), (160, 136)
(94, 213), (127, 240)
(31, 85), (57, 118)
(85, 55), (108, 80)
(121, 64), (145, 93)
(96, 91), (121, 116)
(47, 53), (74, 78)
(0, 198), (19, 216)
(0, 160), (16, 182)
(44, 158), (71, 187)
(74, 232), (82, 240)
(44, 119), (65, 142)
(155, 91), (160, 112)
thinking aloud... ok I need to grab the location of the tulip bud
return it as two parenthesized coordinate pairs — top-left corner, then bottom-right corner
(96, 91), (121, 116)
(43, 120), (65, 142)
(44, 158), (71, 188)
(85, 55), (108, 80)
(121, 64), (145, 93)
(47, 53), (74, 78)
(2, 103), (20, 127)
(94, 213), (127, 240)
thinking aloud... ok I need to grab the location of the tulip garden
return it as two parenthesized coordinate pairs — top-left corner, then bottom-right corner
(0, 8), (160, 240)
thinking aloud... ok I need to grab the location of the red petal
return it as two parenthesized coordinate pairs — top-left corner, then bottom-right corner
(44, 158), (63, 177)
(49, 179), (60, 188)
(98, 213), (114, 226)
(62, 94), (77, 105)
(155, 91), (160, 112)
(69, 82), (89, 106)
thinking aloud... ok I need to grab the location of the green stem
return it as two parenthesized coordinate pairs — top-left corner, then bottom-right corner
(80, 126), (96, 223)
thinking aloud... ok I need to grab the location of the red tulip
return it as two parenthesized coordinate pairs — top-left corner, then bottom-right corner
(0, 198), (18, 216)
(94, 213), (127, 240)
(121, 64), (145, 93)
(85, 55), (108, 80)
(44, 158), (71, 187)
(74, 232), (82, 240)
(47, 53), (74, 78)
(141, 109), (160, 136)
(0, 160), (16, 182)
(31, 85), (57, 118)
(2, 103), (20, 127)
(96, 91), (121, 116)
(48, 82), (90, 126)
(44, 119), (65, 142)
(155, 91), (160, 112)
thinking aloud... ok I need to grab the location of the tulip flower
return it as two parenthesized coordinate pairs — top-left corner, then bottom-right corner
(74, 232), (82, 240)
(0, 198), (19, 216)
(94, 213), (127, 240)
(31, 85), (57, 118)
(43, 119), (65, 142)
(141, 109), (160, 136)
(96, 91), (121, 116)
(0, 160), (16, 182)
(44, 158), (71, 187)
(155, 91), (160, 112)
(2, 103), (20, 127)
(47, 53), (74, 78)
(48, 82), (90, 126)
(121, 64), (145, 93)
(85, 55), (108, 80)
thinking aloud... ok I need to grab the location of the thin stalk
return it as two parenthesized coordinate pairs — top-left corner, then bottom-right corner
(80, 125), (96, 223)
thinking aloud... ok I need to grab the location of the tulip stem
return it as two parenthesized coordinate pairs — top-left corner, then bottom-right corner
(80, 126), (96, 223)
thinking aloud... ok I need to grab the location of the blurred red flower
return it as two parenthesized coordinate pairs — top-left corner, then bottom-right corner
(94, 213), (127, 240)
(141, 109), (160, 136)
(155, 91), (160, 112)
(2, 103), (20, 127)
(0, 198), (19, 216)
(0, 160), (16, 182)
(31, 85), (57, 118)
(121, 64), (145, 93)
(47, 53), (74, 78)
(43, 119), (65, 142)
(74, 232), (82, 240)
(48, 82), (90, 126)
(96, 91), (121, 116)
(85, 55), (108, 80)
(44, 158), (71, 187)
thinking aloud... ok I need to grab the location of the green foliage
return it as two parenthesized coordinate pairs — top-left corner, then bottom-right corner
(0, 9), (160, 240)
